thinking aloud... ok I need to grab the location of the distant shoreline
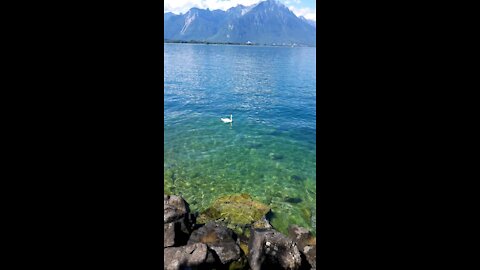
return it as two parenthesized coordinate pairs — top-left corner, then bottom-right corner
(164, 39), (315, 48)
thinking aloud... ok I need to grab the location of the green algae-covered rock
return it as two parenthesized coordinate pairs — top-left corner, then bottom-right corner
(197, 194), (270, 231)
(252, 216), (273, 230)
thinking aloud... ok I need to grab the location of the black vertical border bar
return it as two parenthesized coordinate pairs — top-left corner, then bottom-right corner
(161, 1), (166, 266)
(316, 0), (321, 267)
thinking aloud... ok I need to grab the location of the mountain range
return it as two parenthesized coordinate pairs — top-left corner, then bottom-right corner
(164, 0), (316, 46)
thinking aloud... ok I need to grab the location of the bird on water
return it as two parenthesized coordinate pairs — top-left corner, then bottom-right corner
(221, 114), (233, 123)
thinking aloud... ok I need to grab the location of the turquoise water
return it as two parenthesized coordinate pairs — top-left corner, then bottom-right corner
(164, 43), (316, 235)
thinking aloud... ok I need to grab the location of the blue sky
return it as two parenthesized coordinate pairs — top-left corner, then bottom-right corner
(282, 0), (315, 10)
(164, 0), (316, 21)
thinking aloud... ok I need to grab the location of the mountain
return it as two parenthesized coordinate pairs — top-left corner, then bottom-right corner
(164, 8), (228, 41)
(164, 0), (316, 46)
(299, 16), (316, 28)
(164, 12), (175, 21)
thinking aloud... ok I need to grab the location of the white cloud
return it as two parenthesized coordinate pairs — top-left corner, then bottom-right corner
(164, 0), (260, 14)
(284, 0), (301, 4)
(288, 5), (315, 21)
(164, 0), (316, 22)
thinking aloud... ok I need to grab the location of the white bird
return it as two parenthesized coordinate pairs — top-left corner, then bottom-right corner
(221, 114), (233, 123)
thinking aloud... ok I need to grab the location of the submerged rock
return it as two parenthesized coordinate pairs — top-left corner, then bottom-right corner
(290, 175), (305, 181)
(188, 222), (247, 268)
(248, 228), (302, 270)
(284, 197), (302, 204)
(238, 241), (249, 257)
(197, 194), (270, 231)
(269, 152), (284, 160)
(164, 195), (195, 247)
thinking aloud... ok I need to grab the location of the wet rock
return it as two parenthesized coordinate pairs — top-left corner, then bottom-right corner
(302, 245), (316, 270)
(164, 195), (195, 247)
(187, 222), (242, 265)
(269, 152), (284, 160)
(248, 228), (302, 270)
(290, 175), (305, 181)
(238, 241), (249, 257)
(288, 226), (316, 250)
(310, 207), (316, 231)
(284, 197), (302, 203)
(197, 194), (270, 235)
(252, 216), (273, 229)
(288, 225), (316, 269)
(164, 195), (188, 223)
(164, 243), (210, 270)
(164, 222), (176, 247)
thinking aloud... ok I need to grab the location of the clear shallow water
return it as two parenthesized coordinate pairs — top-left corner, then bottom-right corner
(164, 43), (316, 235)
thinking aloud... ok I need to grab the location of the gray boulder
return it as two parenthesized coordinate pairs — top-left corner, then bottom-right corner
(288, 225), (316, 269)
(248, 228), (302, 270)
(164, 243), (209, 270)
(164, 194), (188, 223)
(188, 222), (247, 268)
(164, 195), (195, 247)
(302, 245), (316, 270)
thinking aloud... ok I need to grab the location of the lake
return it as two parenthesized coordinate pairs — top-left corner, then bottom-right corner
(164, 43), (316, 235)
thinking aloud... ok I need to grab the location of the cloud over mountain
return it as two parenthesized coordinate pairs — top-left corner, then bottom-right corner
(164, 0), (316, 21)
(164, 0), (316, 46)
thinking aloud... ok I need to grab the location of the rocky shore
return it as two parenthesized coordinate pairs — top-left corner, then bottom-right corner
(164, 194), (317, 270)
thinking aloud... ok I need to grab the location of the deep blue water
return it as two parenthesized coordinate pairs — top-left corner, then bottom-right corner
(164, 43), (316, 234)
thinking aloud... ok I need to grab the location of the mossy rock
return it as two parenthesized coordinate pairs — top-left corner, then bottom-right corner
(238, 241), (249, 255)
(228, 257), (249, 270)
(197, 193), (270, 230)
(252, 216), (272, 229)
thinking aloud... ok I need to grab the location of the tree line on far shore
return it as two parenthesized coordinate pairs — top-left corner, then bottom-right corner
(163, 39), (314, 47)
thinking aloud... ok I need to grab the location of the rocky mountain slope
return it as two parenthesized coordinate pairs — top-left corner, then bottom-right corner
(164, 0), (316, 46)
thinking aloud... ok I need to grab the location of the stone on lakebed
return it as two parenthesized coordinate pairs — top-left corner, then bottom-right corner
(197, 193), (271, 227)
